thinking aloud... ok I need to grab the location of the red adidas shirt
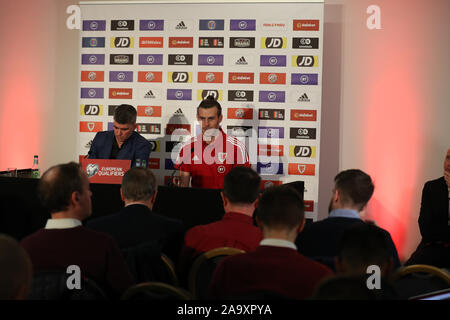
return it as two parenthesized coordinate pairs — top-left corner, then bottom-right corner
(175, 129), (250, 189)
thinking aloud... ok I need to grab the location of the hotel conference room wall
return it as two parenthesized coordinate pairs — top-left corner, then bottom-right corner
(0, 0), (449, 261)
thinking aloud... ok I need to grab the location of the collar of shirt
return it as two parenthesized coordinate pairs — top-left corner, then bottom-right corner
(45, 218), (82, 230)
(329, 209), (361, 219)
(260, 238), (297, 250)
(222, 211), (254, 224)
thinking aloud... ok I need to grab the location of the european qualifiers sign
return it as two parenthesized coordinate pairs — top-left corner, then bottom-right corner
(78, 1), (324, 221)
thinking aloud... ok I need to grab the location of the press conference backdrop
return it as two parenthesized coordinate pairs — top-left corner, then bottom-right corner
(78, 0), (324, 221)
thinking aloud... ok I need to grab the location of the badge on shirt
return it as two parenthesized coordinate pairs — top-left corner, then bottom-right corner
(217, 165), (226, 174)
(218, 152), (227, 163)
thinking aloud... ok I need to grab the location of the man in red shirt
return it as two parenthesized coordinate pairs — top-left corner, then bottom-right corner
(175, 96), (250, 189)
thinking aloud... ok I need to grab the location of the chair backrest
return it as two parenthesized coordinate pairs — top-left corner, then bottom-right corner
(390, 264), (450, 299)
(121, 282), (193, 300)
(28, 270), (108, 300)
(121, 241), (178, 285)
(188, 247), (245, 299)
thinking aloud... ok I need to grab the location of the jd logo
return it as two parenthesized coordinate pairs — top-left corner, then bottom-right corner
(202, 90), (218, 100)
(294, 146), (312, 157)
(296, 56), (315, 67)
(66, 265), (81, 290)
(114, 37), (131, 47)
(172, 72), (189, 82)
(84, 104), (100, 115)
(265, 37), (283, 48)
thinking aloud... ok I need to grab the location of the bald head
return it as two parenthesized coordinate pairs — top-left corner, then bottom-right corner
(0, 234), (32, 299)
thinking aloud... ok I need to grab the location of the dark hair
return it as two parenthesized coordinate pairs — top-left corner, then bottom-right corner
(334, 169), (374, 210)
(121, 167), (157, 202)
(197, 95), (222, 117)
(257, 185), (304, 230)
(311, 275), (377, 300)
(38, 162), (84, 214)
(113, 104), (137, 124)
(336, 223), (391, 272)
(223, 166), (261, 204)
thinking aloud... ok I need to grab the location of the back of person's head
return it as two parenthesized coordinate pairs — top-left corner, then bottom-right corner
(336, 223), (393, 276)
(121, 167), (157, 202)
(38, 162), (84, 214)
(334, 169), (374, 210)
(311, 275), (377, 300)
(197, 95), (222, 117)
(257, 185), (304, 231)
(0, 234), (32, 300)
(114, 104), (137, 124)
(223, 166), (261, 205)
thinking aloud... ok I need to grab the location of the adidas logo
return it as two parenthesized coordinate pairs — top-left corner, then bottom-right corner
(144, 90), (156, 99)
(235, 56), (248, 65)
(297, 93), (310, 102)
(176, 21), (187, 30)
(174, 108), (184, 116)
(193, 155), (199, 161)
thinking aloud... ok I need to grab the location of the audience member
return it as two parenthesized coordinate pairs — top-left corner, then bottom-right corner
(405, 149), (450, 268)
(0, 234), (32, 300)
(208, 185), (333, 300)
(87, 167), (184, 265)
(21, 162), (133, 299)
(336, 223), (394, 276)
(295, 169), (400, 271)
(179, 166), (262, 284)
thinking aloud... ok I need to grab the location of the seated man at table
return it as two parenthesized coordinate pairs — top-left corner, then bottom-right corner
(88, 104), (152, 167)
(21, 162), (134, 299)
(178, 166), (263, 284)
(209, 185), (333, 300)
(87, 167), (184, 266)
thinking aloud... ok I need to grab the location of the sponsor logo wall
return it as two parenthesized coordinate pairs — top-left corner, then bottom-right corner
(79, 2), (323, 220)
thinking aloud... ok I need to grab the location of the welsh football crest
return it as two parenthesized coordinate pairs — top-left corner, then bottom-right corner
(218, 152), (227, 163)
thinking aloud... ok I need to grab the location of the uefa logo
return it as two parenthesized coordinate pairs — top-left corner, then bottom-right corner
(88, 72), (97, 81)
(268, 74), (278, 83)
(235, 109), (245, 119)
(205, 73), (215, 82)
(208, 20), (216, 29)
(145, 72), (155, 82)
(145, 107), (154, 116)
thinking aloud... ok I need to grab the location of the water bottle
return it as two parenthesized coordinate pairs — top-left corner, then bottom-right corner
(31, 155), (40, 178)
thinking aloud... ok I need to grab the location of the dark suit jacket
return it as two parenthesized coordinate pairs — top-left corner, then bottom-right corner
(86, 204), (185, 264)
(295, 217), (401, 270)
(88, 130), (151, 167)
(418, 176), (450, 243)
(208, 245), (333, 300)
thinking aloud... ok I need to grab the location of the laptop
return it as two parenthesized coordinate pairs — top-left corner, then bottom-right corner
(80, 158), (131, 184)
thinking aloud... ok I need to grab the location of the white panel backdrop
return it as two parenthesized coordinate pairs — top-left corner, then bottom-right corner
(78, 0), (324, 221)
